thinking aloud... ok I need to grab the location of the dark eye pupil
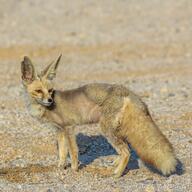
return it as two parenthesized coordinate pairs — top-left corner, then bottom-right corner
(49, 89), (53, 93)
(36, 90), (41, 93)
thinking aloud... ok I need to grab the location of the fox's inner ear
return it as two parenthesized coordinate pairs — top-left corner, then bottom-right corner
(41, 54), (62, 80)
(21, 56), (37, 84)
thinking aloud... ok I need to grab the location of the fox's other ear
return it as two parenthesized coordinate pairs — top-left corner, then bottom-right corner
(41, 54), (62, 80)
(21, 56), (37, 84)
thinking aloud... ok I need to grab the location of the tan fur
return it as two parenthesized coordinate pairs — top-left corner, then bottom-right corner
(118, 97), (177, 175)
(21, 56), (177, 177)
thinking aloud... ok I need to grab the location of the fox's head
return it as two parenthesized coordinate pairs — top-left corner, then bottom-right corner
(21, 55), (62, 107)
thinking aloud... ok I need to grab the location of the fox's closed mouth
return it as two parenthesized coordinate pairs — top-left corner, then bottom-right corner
(36, 99), (53, 107)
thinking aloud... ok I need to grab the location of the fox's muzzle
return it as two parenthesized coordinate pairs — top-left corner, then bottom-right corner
(36, 98), (53, 107)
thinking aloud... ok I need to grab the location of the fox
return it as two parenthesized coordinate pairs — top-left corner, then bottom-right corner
(21, 55), (177, 178)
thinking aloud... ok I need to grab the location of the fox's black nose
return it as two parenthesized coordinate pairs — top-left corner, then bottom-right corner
(48, 98), (53, 103)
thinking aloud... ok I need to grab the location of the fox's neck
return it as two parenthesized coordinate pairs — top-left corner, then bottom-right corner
(23, 88), (46, 118)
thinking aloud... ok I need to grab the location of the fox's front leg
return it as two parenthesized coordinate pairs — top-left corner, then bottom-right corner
(67, 126), (79, 171)
(57, 130), (69, 168)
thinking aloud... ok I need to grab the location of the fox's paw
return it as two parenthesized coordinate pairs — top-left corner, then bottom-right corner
(71, 161), (79, 171)
(113, 170), (123, 178)
(58, 160), (67, 168)
(113, 164), (127, 178)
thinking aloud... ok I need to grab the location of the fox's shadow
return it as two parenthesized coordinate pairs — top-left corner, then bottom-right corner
(76, 133), (184, 176)
(76, 133), (140, 171)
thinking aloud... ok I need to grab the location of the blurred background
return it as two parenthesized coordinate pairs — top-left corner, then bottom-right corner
(0, 0), (191, 191)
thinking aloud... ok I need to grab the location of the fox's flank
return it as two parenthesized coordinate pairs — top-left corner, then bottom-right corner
(21, 56), (177, 178)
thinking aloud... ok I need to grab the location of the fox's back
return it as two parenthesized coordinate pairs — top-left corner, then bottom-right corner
(83, 83), (139, 103)
(83, 83), (147, 113)
(47, 83), (147, 127)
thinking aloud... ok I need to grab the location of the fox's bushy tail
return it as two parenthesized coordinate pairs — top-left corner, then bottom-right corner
(121, 98), (177, 175)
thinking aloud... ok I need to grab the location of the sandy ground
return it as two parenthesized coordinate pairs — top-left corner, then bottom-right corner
(0, 0), (191, 191)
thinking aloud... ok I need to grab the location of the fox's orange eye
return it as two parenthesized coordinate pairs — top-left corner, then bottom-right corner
(36, 89), (42, 93)
(48, 89), (53, 93)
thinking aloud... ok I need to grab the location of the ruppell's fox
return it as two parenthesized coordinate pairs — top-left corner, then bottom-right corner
(21, 55), (177, 178)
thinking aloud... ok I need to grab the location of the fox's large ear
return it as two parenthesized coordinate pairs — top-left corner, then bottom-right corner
(21, 56), (37, 84)
(41, 54), (62, 80)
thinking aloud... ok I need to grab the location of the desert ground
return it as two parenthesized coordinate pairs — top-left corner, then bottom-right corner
(0, 0), (191, 191)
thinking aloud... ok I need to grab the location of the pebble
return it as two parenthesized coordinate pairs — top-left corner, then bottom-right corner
(144, 185), (155, 192)
(47, 189), (53, 192)
(0, 1), (191, 191)
(168, 93), (175, 97)
(160, 87), (168, 94)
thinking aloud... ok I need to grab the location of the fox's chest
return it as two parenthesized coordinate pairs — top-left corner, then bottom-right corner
(28, 104), (45, 119)
(28, 104), (63, 128)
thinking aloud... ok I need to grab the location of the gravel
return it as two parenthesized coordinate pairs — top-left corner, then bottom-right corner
(0, 0), (191, 191)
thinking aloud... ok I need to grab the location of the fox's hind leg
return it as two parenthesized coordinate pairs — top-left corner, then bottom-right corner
(106, 133), (130, 178)
(100, 117), (130, 178)
(57, 130), (69, 168)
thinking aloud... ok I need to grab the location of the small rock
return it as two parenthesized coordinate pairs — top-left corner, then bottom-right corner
(17, 185), (22, 190)
(1, 105), (5, 110)
(182, 91), (188, 98)
(164, 188), (173, 192)
(144, 185), (155, 192)
(113, 188), (121, 192)
(168, 93), (175, 97)
(47, 189), (53, 192)
(141, 91), (150, 98)
(160, 87), (168, 94)
(69, 31), (77, 36)
(131, 79), (137, 83)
